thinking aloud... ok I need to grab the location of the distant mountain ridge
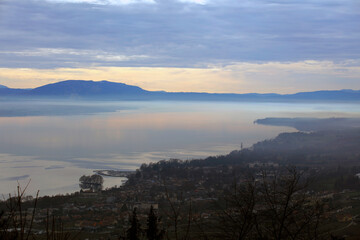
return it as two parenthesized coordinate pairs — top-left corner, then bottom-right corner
(0, 84), (8, 89)
(29, 80), (148, 96)
(285, 89), (360, 101)
(1, 80), (359, 102)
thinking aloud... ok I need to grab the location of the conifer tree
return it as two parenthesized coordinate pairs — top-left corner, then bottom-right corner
(127, 208), (141, 240)
(146, 205), (164, 240)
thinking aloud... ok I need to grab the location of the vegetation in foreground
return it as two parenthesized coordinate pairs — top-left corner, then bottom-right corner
(2, 128), (360, 239)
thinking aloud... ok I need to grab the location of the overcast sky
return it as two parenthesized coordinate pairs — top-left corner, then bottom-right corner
(0, 0), (359, 93)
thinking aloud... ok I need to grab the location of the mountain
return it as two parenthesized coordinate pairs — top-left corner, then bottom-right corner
(28, 80), (149, 97)
(0, 80), (359, 102)
(147, 89), (360, 102)
(0, 84), (28, 95)
(285, 90), (360, 101)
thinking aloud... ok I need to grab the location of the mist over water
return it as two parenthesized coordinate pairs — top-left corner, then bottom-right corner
(0, 100), (359, 196)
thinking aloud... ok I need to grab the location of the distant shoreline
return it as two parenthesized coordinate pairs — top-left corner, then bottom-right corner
(255, 117), (360, 131)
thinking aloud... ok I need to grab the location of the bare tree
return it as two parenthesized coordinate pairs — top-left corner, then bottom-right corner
(0, 182), (39, 240)
(0, 183), (79, 240)
(215, 167), (324, 240)
(215, 179), (257, 240)
(256, 167), (323, 240)
(163, 183), (192, 240)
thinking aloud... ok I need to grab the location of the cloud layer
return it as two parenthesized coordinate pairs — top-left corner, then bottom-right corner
(1, 0), (359, 68)
(0, 0), (359, 92)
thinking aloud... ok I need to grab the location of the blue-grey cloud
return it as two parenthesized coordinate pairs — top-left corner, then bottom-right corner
(45, 165), (65, 170)
(11, 165), (41, 168)
(2, 175), (30, 181)
(0, 0), (359, 68)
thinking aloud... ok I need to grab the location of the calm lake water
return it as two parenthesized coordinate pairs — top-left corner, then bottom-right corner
(1, 100), (359, 196)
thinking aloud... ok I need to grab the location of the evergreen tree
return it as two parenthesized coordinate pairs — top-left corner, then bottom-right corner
(127, 208), (141, 240)
(146, 205), (164, 240)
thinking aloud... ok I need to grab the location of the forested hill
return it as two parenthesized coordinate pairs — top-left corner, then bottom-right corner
(136, 128), (360, 175)
(213, 129), (360, 165)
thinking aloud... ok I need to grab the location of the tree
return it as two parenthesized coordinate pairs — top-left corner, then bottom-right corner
(163, 184), (192, 240)
(127, 208), (141, 240)
(0, 183), (79, 240)
(256, 168), (323, 240)
(0, 183), (38, 240)
(146, 205), (164, 240)
(215, 180), (257, 240)
(216, 167), (324, 240)
(79, 174), (103, 192)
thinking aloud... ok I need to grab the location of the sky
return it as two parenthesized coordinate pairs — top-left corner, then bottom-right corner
(0, 0), (359, 93)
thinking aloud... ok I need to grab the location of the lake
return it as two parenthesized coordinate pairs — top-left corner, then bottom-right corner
(0, 100), (359, 196)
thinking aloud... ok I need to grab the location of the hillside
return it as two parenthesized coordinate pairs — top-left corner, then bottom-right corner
(150, 128), (360, 167)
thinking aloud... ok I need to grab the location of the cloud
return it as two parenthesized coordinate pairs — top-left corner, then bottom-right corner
(178, 0), (208, 5)
(0, 0), (359, 92)
(0, 48), (95, 57)
(0, 60), (359, 93)
(2, 175), (30, 181)
(0, 0), (359, 69)
(45, 0), (156, 5)
(0, 48), (151, 65)
(95, 54), (150, 61)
